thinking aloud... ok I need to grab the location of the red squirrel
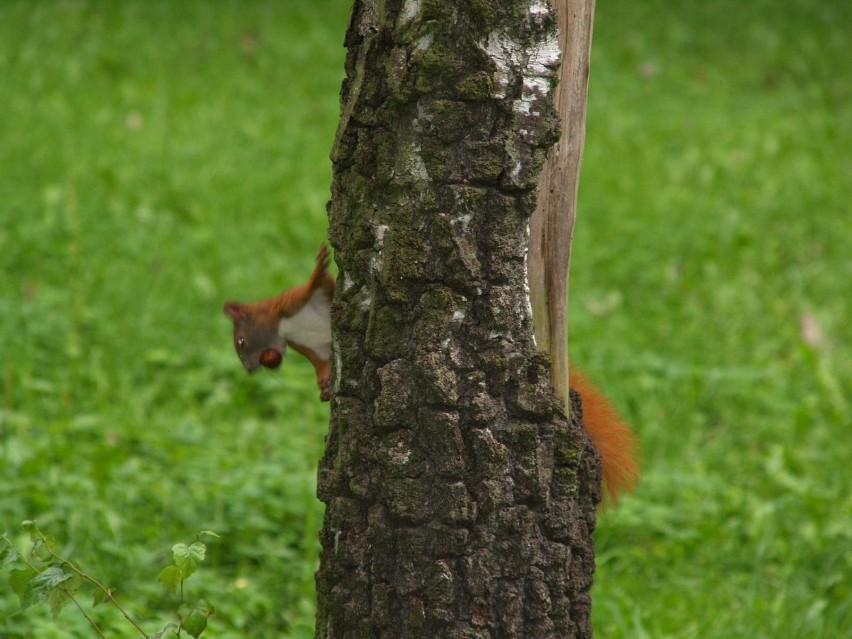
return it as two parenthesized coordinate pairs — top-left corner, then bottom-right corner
(224, 245), (638, 503)
(224, 245), (335, 401)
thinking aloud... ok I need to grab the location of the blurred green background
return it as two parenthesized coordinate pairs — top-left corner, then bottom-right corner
(0, 1), (849, 637)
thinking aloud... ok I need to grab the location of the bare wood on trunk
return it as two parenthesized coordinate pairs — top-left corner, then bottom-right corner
(529, 0), (596, 410)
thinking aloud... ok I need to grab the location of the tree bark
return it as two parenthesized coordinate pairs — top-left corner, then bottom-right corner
(317, 2), (601, 637)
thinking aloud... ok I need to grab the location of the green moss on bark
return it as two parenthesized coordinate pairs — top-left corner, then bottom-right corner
(456, 71), (495, 101)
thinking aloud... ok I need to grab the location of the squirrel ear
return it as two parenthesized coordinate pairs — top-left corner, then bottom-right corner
(223, 302), (244, 320)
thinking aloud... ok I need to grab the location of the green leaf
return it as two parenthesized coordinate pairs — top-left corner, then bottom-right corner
(158, 565), (182, 594)
(182, 611), (209, 638)
(11, 567), (75, 612)
(9, 568), (39, 607)
(92, 587), (115, 607)
(188, 542), (207, 561)
(47, 575), (80, 619)
(151, 623), (180, 639)
(32, 566), (75, 590)
(30, 535), (57, 562)
(1, 542), (20, 567)
(172, 542), (206, 580)
(197, 530), (221, 542)
(179, 599), (213, 638)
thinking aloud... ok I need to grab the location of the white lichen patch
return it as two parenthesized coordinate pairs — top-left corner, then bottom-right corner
(332, 335), (342, 393)
(370, 253), (384, 276)
(481, 427), (499, 447)
(511, 160), (522, 180)
(376, 223), (389, 247)
(515, 76), (551, 116)
(515, 33), (560, 116)
(451, 212), (473, 234)
(353, 284), (373, 310)
(398, 138), (430, 181)
(342, 271), (355, 291)
(411, 151), (429, 181)
(452, 309), (465, 321)
(480, 32), (519, 99)
(529, 0), (550, 17)
(398, 0), (422, 28)
(528, 36), (560, 74)
(389, 442), (412, 465)
(523, 220), (536, 346)
(414, 31), (433, 53)
(479, 23), (560, 115)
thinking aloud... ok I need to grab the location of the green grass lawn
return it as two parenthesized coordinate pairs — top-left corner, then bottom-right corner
(1, 1), (849, 637)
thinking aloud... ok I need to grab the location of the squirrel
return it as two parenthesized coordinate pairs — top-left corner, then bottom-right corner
(224, 245), (335, 401)
(224, 245), (638, 504)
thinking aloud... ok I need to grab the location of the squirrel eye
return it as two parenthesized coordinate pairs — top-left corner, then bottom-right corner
(237, 336), (246, 348)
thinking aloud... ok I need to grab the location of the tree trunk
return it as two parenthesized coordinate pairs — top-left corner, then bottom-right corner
(317, 2), (601, 637)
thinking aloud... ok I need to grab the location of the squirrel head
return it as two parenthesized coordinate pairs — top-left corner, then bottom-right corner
(224, 302), (286, 373)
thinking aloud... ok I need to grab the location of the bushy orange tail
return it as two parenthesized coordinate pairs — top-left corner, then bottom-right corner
(570, 368), (640, 506)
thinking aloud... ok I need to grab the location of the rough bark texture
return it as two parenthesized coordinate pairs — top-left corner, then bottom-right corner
(317, 2), (601, 638)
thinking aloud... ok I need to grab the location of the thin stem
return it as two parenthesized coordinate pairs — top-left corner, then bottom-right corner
(3, 536), (39, 573)
(4, 536), (108, 639)
(38, 538), (149, 639)
(64, 586), (107, 639)
(177, 579), (184, 638)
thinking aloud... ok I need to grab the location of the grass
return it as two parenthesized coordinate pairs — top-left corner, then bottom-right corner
(0, 0), (849, 637)
(577, 1), (852, 637)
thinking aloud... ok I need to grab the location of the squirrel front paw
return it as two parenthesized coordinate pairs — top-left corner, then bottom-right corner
(319, 377), (331, 402)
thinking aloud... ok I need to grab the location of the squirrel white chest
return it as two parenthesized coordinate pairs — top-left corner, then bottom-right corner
(278, 288), (332, 360)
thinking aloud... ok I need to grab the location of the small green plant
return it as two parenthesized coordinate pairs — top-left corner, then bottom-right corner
(156, 532), (220, 638)
(1, 521), (219, 639)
